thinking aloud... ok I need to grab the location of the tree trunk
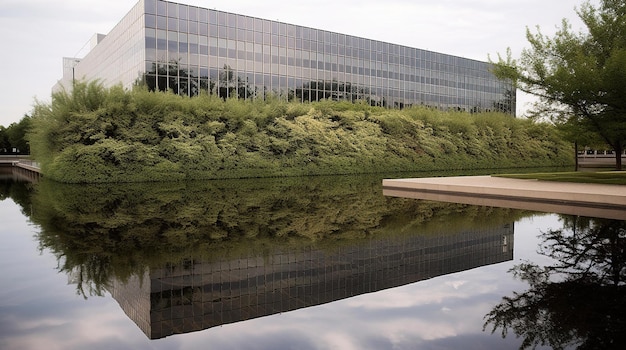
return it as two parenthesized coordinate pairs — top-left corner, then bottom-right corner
(575, 141), (579, 171)
(615, 143), (623, 170)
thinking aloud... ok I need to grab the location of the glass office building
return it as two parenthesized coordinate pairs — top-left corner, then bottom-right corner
(56, 0), (515, 115)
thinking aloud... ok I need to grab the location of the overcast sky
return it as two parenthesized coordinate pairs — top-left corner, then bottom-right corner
(0, 0), (592, 127)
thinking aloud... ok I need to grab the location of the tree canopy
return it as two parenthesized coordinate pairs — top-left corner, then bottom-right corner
(492, 0), (626, 169)
(0, 115), (31, 154)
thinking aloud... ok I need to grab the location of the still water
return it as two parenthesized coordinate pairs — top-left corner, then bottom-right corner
(0, 168), (624, 350)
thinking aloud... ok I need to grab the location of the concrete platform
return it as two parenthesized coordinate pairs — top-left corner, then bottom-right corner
(382, 176), (626, 220)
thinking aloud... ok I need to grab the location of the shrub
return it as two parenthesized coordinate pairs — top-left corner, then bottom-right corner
(29, 82), (574, 183)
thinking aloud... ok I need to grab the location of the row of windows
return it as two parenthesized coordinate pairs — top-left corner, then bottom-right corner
(145, 68), (500, 98)
(144, 31), (500, 80)
(142, 63), (513, 113)
(142, 77), (505, 110)
(144, 1), (489, 71)
(145, 45), (505, 96)
(144, 24), (490, 79)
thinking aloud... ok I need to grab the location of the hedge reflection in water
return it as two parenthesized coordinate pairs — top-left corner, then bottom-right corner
(484, 216), (626, 350)
(0, 175), (526, 299)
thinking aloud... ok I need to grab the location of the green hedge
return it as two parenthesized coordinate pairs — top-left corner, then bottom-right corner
(29, 82), (574, 183)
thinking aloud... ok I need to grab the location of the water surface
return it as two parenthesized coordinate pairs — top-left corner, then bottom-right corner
(0, 172), (623, 349)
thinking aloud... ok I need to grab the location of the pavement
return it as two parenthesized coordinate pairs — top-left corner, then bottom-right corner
(382, 175), (626, 220)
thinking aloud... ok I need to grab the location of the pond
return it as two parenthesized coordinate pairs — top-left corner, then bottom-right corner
(0, 168), (624, 350)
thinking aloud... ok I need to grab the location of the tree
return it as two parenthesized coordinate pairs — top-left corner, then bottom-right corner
(2, 115), (31, 154)
(140, 60), (205, 96)
(491, 0), (626, 170)
(0, 126), (8, 152)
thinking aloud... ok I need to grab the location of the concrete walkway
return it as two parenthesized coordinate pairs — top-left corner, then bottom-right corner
(0, 158), (41, 173)
(382, 176), (626, 220)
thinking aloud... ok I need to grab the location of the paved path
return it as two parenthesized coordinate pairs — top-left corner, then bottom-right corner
(382, 176), (626, 220)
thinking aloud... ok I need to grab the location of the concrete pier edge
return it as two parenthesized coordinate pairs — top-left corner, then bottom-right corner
(382, 175), (626, 220)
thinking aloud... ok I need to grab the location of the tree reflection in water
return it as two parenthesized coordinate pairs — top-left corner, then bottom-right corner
(484, 216), (626, 350)
(6, 175), (528, 300)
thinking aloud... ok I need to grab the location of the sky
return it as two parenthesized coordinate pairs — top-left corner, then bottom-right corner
(0, 0), (592, 127)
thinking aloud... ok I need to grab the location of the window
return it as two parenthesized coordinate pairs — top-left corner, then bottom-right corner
(217, 12), (226, 26)
(168, 17), (178, 31)
(145, 0), (157, 14)
(146, 14), (156, 28)
(198, 8), (208, 23)
(179, 19), (188, 32)
(189, 7), (198, 21)
(178, 4), (187, 20)
(157, 1), (166, 16)
(167, 2), (178, 17)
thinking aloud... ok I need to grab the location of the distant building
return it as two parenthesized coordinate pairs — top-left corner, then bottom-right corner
(54, 0), (515, 114)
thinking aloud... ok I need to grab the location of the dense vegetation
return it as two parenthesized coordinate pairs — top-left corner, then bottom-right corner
(0, 115), (30, 154)
(29, 82), (573, 183)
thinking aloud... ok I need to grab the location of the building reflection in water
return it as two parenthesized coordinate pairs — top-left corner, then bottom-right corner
(110, 223), (514, 339)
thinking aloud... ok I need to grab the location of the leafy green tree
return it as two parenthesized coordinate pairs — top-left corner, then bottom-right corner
(492, 0), (626, 169)
(1, 115), (31, 154)
(141, 60), (202, 96)
(0, 126), (8, 152)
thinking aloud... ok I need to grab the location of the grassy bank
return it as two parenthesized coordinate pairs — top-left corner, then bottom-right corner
(495, 171), (626, 185)
(29, 82), (574, 183)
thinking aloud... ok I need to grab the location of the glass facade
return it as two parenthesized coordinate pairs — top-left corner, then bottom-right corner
(61, 0), (515, 115)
